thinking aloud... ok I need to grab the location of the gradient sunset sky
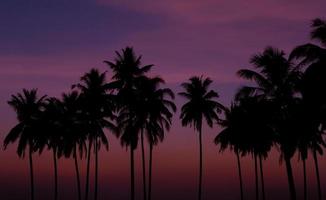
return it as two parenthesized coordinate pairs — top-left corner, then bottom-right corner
(1, 1), (326, 199)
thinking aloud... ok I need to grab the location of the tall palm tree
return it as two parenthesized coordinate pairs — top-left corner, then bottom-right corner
(237, 47), (301, 200)
(293, 100), (312, 200)
(215, 104), (245, 200)
(134, 76), (176, 200)
(74, 68), (115, 200)
(105, 47), (153, 200)
(290, 18), (326, 200)
(40, 97), (64, 200)
(294, 99), (326, 200)
(60, 91), (87, 200)
(179, 76), (224, 200)
(243, 97), (274, 200)
(215, 97), (274, 200)
(3, 89), (47, 200)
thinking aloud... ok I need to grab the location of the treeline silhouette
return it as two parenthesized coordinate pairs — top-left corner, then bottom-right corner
(3, 18), (326, 200)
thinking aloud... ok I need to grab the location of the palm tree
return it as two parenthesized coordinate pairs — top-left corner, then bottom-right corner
(134, 76), (176, 200)
(243, 97), (274, 200)
(74, 68), (115, 200)
(105, 47), (153, 200)
(290, 18), (326, 200)
(237, 47), (301, 200)
(294, 99), (326, 200)
(60, 91), (87, 200)
(215, 104), (245, 200)
(3, 89), (47, 200)
(215, 97), (274, 200)
(179, 76), (224, 200)
(292, 100), (312, 200)
(40, 97), (64, 200)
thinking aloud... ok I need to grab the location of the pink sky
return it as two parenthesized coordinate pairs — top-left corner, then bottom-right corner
(1, 0), (326, 199)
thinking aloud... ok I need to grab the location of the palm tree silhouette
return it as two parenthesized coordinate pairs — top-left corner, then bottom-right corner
(242, 97), (274, 200)
(215, 104), (245, 200)
(39, 97), (64, 200)
(215, 97), (274, 200)
(237, 47), (301, 200)
(60, 91), (87, 200)
(290, 18), (326, 200)
(179, 76), (224, 200)
(105, 47), (153, 200)
(295, 102), (312, 200)
(294, 98), (326, 200)
(133, 76), (176, 200)
(3, 89), (47, 200)
(74, 68), (115, 200)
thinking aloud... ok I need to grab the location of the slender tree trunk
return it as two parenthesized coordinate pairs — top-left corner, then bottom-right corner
(303, 158), (307, 200)
(94, 138), (98, 200)
(259, 155), (265, 200)
(53, 147), (58, 200)
(236, 150), (244, 200)
(285, 156), (296, 200)
(29, 146), (35, 200)
(198, 128), (203, 200)
(74, 147), (82, 200)
(130, 147), (135, 200)
(313, 150), (322, 200)
(85, 139), (93, 200)
(140, 129), (147, 200)
(254, 154), (259, 200)
(148, 143), (153, 200)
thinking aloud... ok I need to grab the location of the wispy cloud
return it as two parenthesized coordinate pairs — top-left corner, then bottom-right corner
(97, 0), (326, 23)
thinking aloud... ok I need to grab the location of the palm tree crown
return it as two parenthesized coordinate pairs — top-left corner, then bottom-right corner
(4, 89), (47, 156)
(179, 76), (224, 131)
(237, 47), (301, 102)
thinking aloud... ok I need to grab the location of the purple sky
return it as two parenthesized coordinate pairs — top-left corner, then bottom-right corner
(1, 0), (325, 123)
(1, 1), (326, 199)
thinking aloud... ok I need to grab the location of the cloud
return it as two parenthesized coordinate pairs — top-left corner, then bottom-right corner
(97, 0), (326, 23)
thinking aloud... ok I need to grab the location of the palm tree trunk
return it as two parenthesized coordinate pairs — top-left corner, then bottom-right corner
(198, 128), (203, 200)
(236, 150), (244, 200)
(29, 145), (35, 200)
(140, 129), (147, 200)
(303, 158), (307, 200)
(259, 155), (265, 200)
(148, 143), (153, 200)
(94, 138), (98, 200)
(74, 147), (82, 200)
(285, 156), (296, 200)
(53, 147), (58, 200)
(85, 139), (93, 200)
(130, 147), (135, 200)
(313, 150), (322, 200)
(254, 154), (259, 200)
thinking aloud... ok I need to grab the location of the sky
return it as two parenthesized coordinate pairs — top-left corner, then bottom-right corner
(1, 0), (326, 199)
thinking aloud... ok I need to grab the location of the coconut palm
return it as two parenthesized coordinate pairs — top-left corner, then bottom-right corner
(294, 99), (326, 200)
(179, 76), (224, 200)
(39, 97), (64, 200)
(215, 104), (245, 200)
(60, 91), (87, 200)
(215, 96), (274, 200)
(74, 68), (115, 200)
(242, 97), (274, 200)
(105, 47), (153, 200)
(3, 89), (47, 200)
(134, 76), (176, 200)
(290, 18), (326, 200)
(237, 47), (301, 200)
(292, 100), (312, 200)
